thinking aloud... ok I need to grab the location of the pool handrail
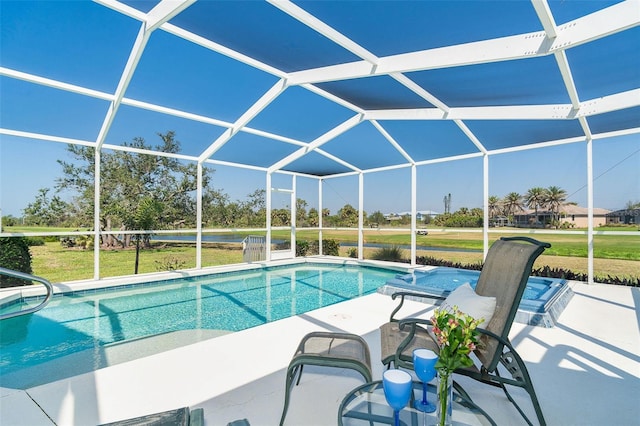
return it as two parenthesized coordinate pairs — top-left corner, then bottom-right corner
(0, 267), (53, 320)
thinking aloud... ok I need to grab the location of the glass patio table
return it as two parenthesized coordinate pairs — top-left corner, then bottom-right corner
(339, 380), (496, 426)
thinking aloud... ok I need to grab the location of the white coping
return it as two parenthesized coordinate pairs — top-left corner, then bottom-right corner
(1, 261), (639, 425)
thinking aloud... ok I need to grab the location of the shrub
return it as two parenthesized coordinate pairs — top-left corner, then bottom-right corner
(60, 237), (76, 248)
(74, 235), (94, 249)
(155, 256), (186, 271)
(0, 237), (33, 287)
(371, 245), (407, 262)
(302, 239), (341, 256)
(274, 239), (340, 257)
(531, 266), (639, 287)
(348, 247), (358, 258)
(415, 256), (483, 271)
(321, 239), (340, 256)
(24, 237), (45, 246)
(296, 240), (310, 257)
(274, 241), (290, 251)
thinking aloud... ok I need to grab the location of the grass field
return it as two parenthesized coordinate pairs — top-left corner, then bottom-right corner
(27, 241), (639, 283)
(30, 242), (244, 283)
(6, 225), (638, 282)
(293, 228), (640, 260)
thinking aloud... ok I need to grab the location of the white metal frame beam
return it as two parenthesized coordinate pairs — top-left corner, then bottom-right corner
(267, 114), (364, 173)
(286, 1), (639, 85)
(198, 78), (288, 163)
(6, 64), (636, 130)
(267, 0), (379, 65)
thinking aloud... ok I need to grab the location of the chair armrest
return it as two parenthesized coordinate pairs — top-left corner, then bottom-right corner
(475, 326), (514, 351)
(392, 317), (437, 368)
(470, 327), (536, 390)
(388, 291), (446, 322)
(398, 317), (434, 330)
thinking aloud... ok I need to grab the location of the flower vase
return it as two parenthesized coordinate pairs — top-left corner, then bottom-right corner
(436, 370), (453, 426)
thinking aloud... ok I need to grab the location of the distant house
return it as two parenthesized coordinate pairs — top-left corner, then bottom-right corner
(418, 210), (440, 220)
(383, 213), (402, 222)
(606, 208), (640, 225)
(560, 205), (610, 228)
(389, 210), (440, 221)
(489, 215), (511, 227)
(514, 205), (610, 228)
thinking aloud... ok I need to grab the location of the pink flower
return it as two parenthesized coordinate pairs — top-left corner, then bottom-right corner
(431, 306), (484, 374)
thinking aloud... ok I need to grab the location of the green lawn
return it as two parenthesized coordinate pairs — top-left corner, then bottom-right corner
(30, 242), (243, 283)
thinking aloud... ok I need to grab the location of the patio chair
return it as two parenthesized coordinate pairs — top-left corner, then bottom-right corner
(379, 236), (550, 426)
(99, 407), (203, 426)
(279, 331), (372, 426)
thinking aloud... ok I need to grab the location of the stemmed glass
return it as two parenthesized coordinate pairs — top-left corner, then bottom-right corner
(413, 348), (438, 413)
(382, 369), (413, 426)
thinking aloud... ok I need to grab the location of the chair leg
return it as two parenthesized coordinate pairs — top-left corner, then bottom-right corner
(498, 349), (547, 426)
(295, 365), (304, 386)
(527, 385), (547, 426)
(494, 369), (546, 426)
(452, 380), (473, 404)
(279, 363), (299, 426)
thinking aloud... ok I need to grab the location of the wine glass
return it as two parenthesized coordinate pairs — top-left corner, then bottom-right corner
(382, 369), (413, 426)
(413, 348), (438, 413)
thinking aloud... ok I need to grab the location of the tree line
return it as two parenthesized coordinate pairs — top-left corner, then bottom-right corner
(6, 132), (634, 242)
(5, 132), (370, 247)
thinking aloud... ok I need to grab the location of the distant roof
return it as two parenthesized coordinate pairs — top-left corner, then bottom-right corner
(1, 1), (638, 177)
(561, 205), (611, 215)
(606, 208), (640, 216)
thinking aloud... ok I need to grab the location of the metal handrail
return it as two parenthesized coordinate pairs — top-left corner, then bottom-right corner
(0, 267), (53, 320)
(242, 235), (266, 262)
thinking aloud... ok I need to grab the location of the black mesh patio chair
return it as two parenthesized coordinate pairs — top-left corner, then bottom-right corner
(379, 236), (550, 426)
(279, 331), (372, 426)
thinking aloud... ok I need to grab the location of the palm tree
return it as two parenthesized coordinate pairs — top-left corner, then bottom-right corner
(488, 195), (501, 219)
(525, 187), (548, 226)
(503, 192), (524, 219)
(545, 186), (568, 228)
(625, 200), (640, 209)
(470, 207), (483, 217)
(129, 197), (161, 274)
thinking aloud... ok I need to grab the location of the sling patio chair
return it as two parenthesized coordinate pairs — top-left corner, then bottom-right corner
(379, 236), (550, 426)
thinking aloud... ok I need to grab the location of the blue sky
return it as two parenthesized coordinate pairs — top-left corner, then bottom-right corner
(1, 1), (638, 219)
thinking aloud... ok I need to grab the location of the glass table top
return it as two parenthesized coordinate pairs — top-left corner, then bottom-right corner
(339, 380), (495, 426)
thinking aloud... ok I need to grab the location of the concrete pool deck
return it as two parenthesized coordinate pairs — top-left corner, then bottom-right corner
(1, 280), (639, 425)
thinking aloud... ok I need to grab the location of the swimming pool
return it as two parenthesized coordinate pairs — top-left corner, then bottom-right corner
(0, 262), (398, 389)
(380, 267), (573, 328)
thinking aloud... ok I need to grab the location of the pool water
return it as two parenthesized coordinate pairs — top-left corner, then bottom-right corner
(381, 267), (573, 327)
(0, 263), (397, 389)
(386, 268), (550, 300)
